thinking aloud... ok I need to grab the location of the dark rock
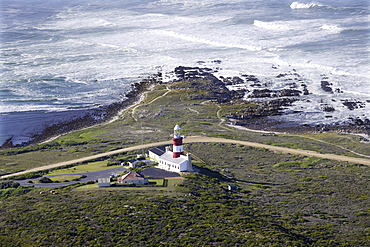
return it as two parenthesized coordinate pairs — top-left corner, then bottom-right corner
(323, 106), (335, 112)
(341, 100), (365, 110)
(278, 89), (301, 97)
(226, 98), (297, 122)
(0, 137), (14, 149)
(287, 82), (298, 88)
(249, 89), (273, 98)
(321, 81), (333, 93)
(276, 73), (287, 78)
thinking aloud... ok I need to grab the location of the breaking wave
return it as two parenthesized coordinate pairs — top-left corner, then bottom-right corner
(253, 20), (292, 31)
(320, 24), (343, 33)
(290, 2), (324, 9)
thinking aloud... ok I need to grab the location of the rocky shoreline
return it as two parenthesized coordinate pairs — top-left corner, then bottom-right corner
(2, 66), (369, 149)
(171, 66), (370, 137)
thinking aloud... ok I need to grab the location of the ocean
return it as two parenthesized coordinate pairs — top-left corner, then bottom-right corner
(1, 0), (369, 145)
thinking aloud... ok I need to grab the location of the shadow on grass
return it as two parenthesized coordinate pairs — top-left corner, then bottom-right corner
(196, 165), (283, 187)
(195, 165), (232, 182)
(233, 178), (283, 186)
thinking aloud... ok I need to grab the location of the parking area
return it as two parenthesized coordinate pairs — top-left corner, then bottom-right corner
(139, 167), (181, 179)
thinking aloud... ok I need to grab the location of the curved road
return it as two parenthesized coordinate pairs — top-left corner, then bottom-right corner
(2, 136), (370, 179)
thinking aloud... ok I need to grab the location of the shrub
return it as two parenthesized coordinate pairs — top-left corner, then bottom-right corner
(0, 181), (20, 189)
(38, 177), (53, 183)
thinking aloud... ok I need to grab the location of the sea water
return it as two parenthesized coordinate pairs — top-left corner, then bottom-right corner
(1, 0), (369, 144)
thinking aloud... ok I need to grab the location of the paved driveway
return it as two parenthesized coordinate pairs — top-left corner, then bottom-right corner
(140, 167), (180, 179)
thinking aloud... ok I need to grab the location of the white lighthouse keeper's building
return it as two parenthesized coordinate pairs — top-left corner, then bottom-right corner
(149, 125), (193, 173)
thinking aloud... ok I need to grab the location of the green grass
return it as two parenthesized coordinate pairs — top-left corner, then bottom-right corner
(149, 178), (165, 186)
(46, 161), (120, 175)
(49, 175), (83, 182)
(273, 157), (323, 168)
(301, 132), (370, 156)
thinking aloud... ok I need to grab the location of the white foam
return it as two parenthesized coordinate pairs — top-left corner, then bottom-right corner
(2, 0), (369, 129)
(253, 20), (292, 31)
(320, 24), (343, 33)
(152, 30), (263, 51)
(290, 2), (324, 9)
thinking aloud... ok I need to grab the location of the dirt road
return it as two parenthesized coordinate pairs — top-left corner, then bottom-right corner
(2, 136), (370, 179)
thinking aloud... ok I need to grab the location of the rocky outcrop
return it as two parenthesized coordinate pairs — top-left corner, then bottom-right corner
(172, 66), (244, 103)
(248, 89), (301, 98)
(322, 105), (335, 112)
(321, 81), (333, 93)
(226, 98), (296, 122)
(341, 100), (366, 110)
(174, 66), (219, 83)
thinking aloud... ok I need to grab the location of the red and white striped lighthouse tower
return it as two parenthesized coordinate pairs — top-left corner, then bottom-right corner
(172, 125), (184, 158)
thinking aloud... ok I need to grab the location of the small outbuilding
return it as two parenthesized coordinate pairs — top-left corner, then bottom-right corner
(117, 172), (149, 185)
(228, 184), (238, 191)
(98, 178), (111, 187)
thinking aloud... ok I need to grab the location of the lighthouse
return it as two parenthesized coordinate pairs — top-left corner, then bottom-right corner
(148, 124), (193, 172)
(172, 125), (184, 158)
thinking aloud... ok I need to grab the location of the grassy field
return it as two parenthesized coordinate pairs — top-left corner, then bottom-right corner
(49, 175), (83, 183)
(46, 161), (121, 175)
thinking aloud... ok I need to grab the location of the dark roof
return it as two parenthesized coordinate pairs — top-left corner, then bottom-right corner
(149, 146), (166, 156)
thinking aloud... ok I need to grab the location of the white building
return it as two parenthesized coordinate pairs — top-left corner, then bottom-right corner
(98, 178), (111, 187)
(148, 125), (193, 173)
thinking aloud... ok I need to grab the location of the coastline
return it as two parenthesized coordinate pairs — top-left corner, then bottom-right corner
(39, 92), (148, 145)
(1, 67), (369, 150)
(228, 117), (370, 140)
(0, 75), (160, 149)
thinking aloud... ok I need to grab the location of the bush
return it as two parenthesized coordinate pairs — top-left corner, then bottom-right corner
(38, 177), (53, 183)
(0, 181), (20, 189)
